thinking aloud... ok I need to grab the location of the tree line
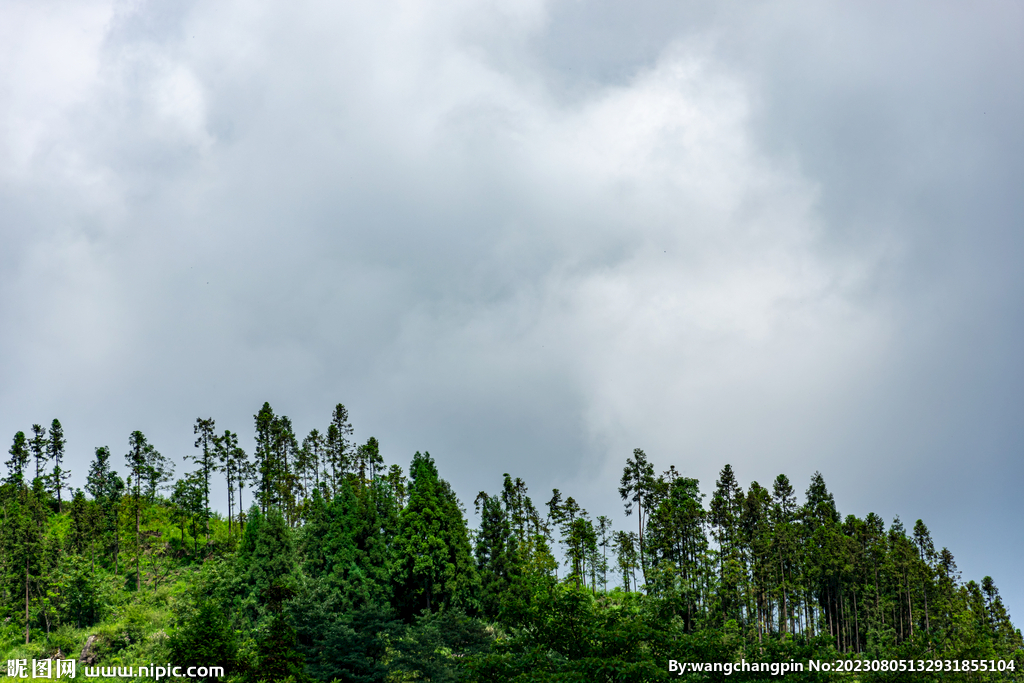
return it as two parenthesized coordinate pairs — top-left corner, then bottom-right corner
(1, 404), (1021, 682)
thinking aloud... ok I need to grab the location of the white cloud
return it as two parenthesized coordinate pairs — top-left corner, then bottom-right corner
(1, 0), (1020, 620)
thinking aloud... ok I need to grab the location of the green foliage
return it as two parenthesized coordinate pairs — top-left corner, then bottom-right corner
(393, 452), (479, 619)
(5, 431), (30, 488)
(391, 609), (494, 682)
(168, 600), (237, 682)
(247, 611), (306, 683)
(474, 491), (519, 619)
(292, 593), (401, 683)
(235, 506), (299, 621)
(3, 412), (1021, 683)
(52, 553), (105, 628)
(48, 419), (70, 510)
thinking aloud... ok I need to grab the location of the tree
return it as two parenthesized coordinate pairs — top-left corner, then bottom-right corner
(596, 515), (613, 593)
(48, 419), (69, 512)
(5, 431), (30, 492)
(386, 464), (407, 508)
(252, 582), (306, 683)
(708, 464), (746, 627)
(235, 445), (255, 532)
(86, 446), (117, 500)
(619, 448), (655, 585)
(144, 443), (174, 502)
(551, 495), (591, 588)
(299, 429), (324, 496)
(913, 518), (936, 637)
(168, 600), (237, 683)
(645, 471), (706, 631)
(740, 481), (772, 642)
(253, 403), (277, 514)
(85, 446), (124, 572)
(236, 506), (299, 617)
(771, 474), (799, 635)
(356, 437), (384, 486)
(613, 530), (639, 592)
(190, 417), (219, 543)
(803, 472), (841, 645)
(126, 430), (149, 591)
(474, 491), (517, 618)
(170, 473), (205, 554)
(271, 415), (300, 525)
(28, 424), (48, 484)
(393, 452), (478, 618)
(325, 403), (354, 495)
(215, 430), (244, 537)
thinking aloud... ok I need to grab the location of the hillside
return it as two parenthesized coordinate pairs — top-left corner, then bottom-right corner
(2, 406), (1021, 682)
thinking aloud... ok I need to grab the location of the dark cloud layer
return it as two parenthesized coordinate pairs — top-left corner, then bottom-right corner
(2, 0), (1021, 619)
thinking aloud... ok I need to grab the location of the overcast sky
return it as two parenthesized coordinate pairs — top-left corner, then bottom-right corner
(2, 0), (1022, 619)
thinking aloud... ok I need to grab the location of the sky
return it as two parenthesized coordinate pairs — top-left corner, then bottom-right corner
(1, 0), (1022, 619)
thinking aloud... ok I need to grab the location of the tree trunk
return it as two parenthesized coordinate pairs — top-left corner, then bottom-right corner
(779, 554), (788, 634)
(25, 557), (30, 645)
(853, 588), (860, 653)
(907, 573), (914, 638)
(135, 495), (141, 593)
(923, 586), (931, 650)
(874, 565), (882, 627)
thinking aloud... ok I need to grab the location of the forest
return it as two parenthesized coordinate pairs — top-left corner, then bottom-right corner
(2, 403), (1021, 682)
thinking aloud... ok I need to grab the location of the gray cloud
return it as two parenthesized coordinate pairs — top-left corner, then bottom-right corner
(2, 0), (1021, 619)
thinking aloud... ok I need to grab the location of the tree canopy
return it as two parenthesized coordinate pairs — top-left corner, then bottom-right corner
(1, 403), (1020, 682)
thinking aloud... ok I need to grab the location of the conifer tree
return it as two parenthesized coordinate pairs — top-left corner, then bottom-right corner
(596, 515), (613, 592)
(254, 402), (277, 513)
(125, 431), (149, 591)
(236, 506), (300, 620)
(325, 403), (354, 495)
(48, 419), (69, 512)
(85, 446), (124, 571)
(474, 491), (517, 618)
(913, 518), (936, 635)
(710, 465), (740, 561)
(771, 473), (799, 634)
(28, 423), (48, 483)
(613, 530), (639, 592)
(271, 414), (299, 524)
(300, 428), (325, 495)
(215, 429), (244, 536)
(740, 481), (772, 641)
(804, 472), (841, 644)
(6, 484), (47, 644)
(5, 431), (30, 491)
(619, 448), (655, 585)
(386, 464), (407, 507)
(170, 473), (204, 553)
(190, 417), (219, 542)
(393, 452), (478, 617)
(143, 442), (173, 502)
(68, 489), (91, 554)
(356, 436), (384, 485)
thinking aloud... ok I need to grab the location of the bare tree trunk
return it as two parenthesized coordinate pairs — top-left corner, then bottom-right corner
(853, 588), (860, 654)
(907, 573), (914, 638)
(780, 554), (788, 634)
(25, 558), (30, 645)
(874, 566), (882, 628)
(136, 495), (141, 593)
(924, 585), (931, 652)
